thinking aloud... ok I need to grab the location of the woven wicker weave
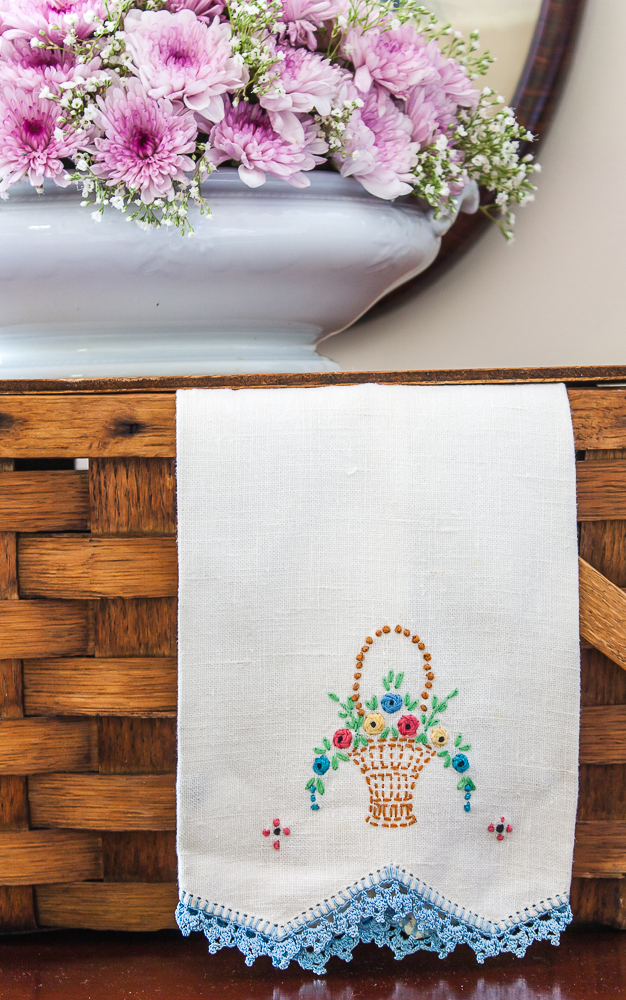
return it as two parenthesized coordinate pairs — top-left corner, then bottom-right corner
(0, 369), (624, 932)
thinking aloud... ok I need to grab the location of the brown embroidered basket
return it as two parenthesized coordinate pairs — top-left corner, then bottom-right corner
(0, 365), (625, 935)
(351, 738), (437, 827)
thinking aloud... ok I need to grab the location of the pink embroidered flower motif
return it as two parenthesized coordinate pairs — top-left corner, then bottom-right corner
(278, 0), (346, 50)
(0, 38), (103, 95)
(332, 728), (353, 749)
(207, 101), (327, 189)
(262, 817), (291, 850)
(260, 44), (344, 144)
(2, 1), (107, 43)
(335, 85), (418, 200)
(343, 23), (437, 99)
(92, 80), (197, 204)
(123, 8), (248, 123)
(0, 86), (89, 193)
(488, 817), (513, 841)
(165, 0), (225, 22)
(397, 714), (419, 737)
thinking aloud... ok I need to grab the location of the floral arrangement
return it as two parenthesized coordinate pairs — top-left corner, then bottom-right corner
(0, 0), (539, 235)
(305, 625), (475, 825)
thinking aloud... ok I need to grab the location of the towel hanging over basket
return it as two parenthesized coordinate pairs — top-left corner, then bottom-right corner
(175, 382), (580, 972)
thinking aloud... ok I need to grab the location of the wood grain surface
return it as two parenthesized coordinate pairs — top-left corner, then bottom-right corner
(101, 831), (177, 883)
(573, 821), (626, 877)
(0, 717), (98, 774)
(579, 557), (626, 672)
(0, 601), (93, 658)
(579, 706), (626, 764)
(94, 599), (177, 657)
(35, 882), (179, 931)
(89, 459), (176, 535)
(96, 718), (176, 774)
(18, 536), (177, 599)
(23, 658), (177, 716)
(28, 774), (176, 831)
(0, 830), (103, 884)
(1, 365), (625, 395)
(0, 394), (175, 457)
(577, 460), (626, 520)
(0, 471), (89, 531)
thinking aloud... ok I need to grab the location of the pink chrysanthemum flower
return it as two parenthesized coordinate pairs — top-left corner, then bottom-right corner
(0, 37), (102, 94)
(277, 0), (346, 50)
(123, 9), (248, 123)
(343, 24), (437, 99)
(92, 80), (197, 204)
(335, 85), (418, 199)
(260, 44), (343, 144)
(207, 100), (327, 188)
(0, 86), (89, 192)
(405, 42), (479, 147)
(2, 1), (106, 43)
(165, 0), (225, 22)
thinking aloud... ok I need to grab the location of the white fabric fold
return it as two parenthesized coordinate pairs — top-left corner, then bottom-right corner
(176, 383), (579, 941)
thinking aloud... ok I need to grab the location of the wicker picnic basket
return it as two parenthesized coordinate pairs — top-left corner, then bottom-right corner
(0, 366), (625, 933)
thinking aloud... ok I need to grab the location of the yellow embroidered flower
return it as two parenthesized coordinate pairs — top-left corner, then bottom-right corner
(363, 712), (385, 735)
(430, 726), (449, 748)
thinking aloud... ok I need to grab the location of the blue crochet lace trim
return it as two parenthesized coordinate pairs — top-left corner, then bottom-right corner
(175, 866), (572, 973)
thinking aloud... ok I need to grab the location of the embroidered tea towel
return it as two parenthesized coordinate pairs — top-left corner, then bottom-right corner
(175, 383), (579, 972)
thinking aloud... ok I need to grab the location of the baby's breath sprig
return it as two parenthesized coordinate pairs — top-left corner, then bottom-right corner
(453, 87), (540, 240)
(314, 98), (363, 152)
(227, 0), (284, 95)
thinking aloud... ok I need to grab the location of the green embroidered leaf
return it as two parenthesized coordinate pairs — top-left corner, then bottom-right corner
(404, 692), (410, 706)
(421, 713), (427, 725)
(337, 751), (349, 762)
(328, 693), (340, 702)
(317, 778), (325, 795)
(305, 778), (314, 790)
(387, 670), (394, 684)
(338, 712), (347, 719)
(391, 726), (399, 739)
(365, 695), (378, 711)
(380, 727), (390, 740)
(455, 734), (462, 747)
(323, 737), (331, 750)
(314, 747), (325, 755)
(345, 719), (356, 730)
(415, 732), (428, 745)
(340, 701), (351, 712)
(331, 755), (339, 770)
(407, 699), (418, 711)
(394, 672), (404, 690)
(431, 695), (439, 712)
(382, 677), (390, 691)
(438, 751), (451, 767)
(459, 744), (471, 752)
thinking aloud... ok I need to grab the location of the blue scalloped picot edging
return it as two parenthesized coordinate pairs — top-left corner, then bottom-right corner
(175, 867), (573, 974)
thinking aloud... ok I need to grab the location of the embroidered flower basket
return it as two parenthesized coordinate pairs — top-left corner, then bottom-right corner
(351, 737), (437, 827)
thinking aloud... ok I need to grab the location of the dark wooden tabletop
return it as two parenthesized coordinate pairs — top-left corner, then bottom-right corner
(0, 927), (623, 999)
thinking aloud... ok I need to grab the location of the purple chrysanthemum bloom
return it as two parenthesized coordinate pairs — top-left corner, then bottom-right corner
(0, 37), (103, 93)
(165, 0), (225, 22)
(277, 0), (347, 50)
(207, 100), (327, 189)
(260, 44), (343, 144)
(343, 24), (438, 100)
(0, 86), (89, 192)
(2, 1), (107, 43)
(92, 80), (197, 204)
(335, 84), (418, 200)
(123, 9), (248, 123)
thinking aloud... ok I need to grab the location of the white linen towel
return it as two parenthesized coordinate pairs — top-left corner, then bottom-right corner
(175, 382), (579, 971)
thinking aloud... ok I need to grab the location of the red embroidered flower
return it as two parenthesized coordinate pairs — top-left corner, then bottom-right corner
(397, 714), (419, 737)
(332, 728), (353, 749)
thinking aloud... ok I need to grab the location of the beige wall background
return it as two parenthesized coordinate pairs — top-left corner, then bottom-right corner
(320, 0), (626, 372)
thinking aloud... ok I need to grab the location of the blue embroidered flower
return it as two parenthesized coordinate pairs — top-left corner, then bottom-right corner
(452, 753), (469, 773)
(313, 755), (330, 775)
(380, 693), (403, 714)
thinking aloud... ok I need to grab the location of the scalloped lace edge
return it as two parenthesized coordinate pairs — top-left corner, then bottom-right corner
(175, 873), (572, 973)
